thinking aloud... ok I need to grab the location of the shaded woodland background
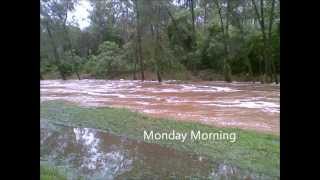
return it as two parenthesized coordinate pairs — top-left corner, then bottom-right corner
(40, 0), (279, 83)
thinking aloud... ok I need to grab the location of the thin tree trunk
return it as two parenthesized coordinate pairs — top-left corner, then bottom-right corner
(155, 4), (162, 83)
(204, 6), (207, 26)
(189, 0), (195, 36)
(214, 0), (227, 55)
(268, 0), (275, 40)
(134, 0), (145, 81)
(259, 0), (267, 43)
(125, 5), (129, 42)
(268, 0), (278, 83)
(204, 0), (208, 26)
(75, 71), (81, 80)
(225, 0), (230, 45)
(133, 42), (138, 80)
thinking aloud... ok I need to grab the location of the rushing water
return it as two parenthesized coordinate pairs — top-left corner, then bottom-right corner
(41, 121), (271, 179)
(41, 79), (279, 134)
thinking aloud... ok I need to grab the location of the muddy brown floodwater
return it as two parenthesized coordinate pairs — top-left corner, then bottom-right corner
(41, 121), (270, 179)
(41, 79), (279, 134)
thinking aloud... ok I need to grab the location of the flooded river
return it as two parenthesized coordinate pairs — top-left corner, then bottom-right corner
(41, 121), (270, 179)
(41, 80), (279, 134)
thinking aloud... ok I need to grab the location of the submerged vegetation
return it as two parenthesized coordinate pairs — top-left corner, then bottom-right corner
(41, 101), (279, 178)
(40, 0), (280, 83)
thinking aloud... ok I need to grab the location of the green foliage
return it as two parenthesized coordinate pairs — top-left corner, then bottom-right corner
(41, 57), (57, 75)
(83, 41), (126, 78)
(40, 0), (279, 82)
(168, 10), (195, 52)
(200, 24), (225, 72)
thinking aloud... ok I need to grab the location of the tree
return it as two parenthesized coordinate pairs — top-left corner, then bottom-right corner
(214, 0), (232, 82)
(40, 0), (79, 80)
(134, 0), (145, 81)
(84, 41), (124, 78)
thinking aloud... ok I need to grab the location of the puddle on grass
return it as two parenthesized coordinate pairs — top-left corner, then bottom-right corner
(41, 80), (279, 134)
(41, 121), (270, 180)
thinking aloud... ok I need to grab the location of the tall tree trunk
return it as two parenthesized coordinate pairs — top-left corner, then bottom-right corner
(268, 0), (278, 84)
(204, 0), (208, 26)
(189, 0), (195, 35)
(134, 0), (145, 81)
(225, 0), (230, 44)
(268, 0), (275, 40)
(155, 4), (162, 83)
(214, 0), (227, 55)
(133, 42), (138, 80)
(125, 5), (129, 43)
(214, 0), (232, 82)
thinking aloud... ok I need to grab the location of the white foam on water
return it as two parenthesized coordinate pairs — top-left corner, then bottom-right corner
(180, 84), (240, 92)
(135, 101), (151, 105)
(208, 99), (279, 113)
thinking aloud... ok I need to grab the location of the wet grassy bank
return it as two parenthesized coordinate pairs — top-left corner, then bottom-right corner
(40, 100), (279, 178)
(40, 163), (67, 180)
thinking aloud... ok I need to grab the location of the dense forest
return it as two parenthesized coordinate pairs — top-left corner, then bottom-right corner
(40, 0), (280, 83)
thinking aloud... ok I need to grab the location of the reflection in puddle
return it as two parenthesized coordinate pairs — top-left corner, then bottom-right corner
(41, 121), (269, 179)
(72, 127), (133, 178)
(41, 80), (279, 134)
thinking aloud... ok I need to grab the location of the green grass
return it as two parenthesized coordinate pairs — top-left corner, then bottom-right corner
(41, 100), (279, 178)
(40, 161), (85, 180)
(40, 163), (67, 180)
